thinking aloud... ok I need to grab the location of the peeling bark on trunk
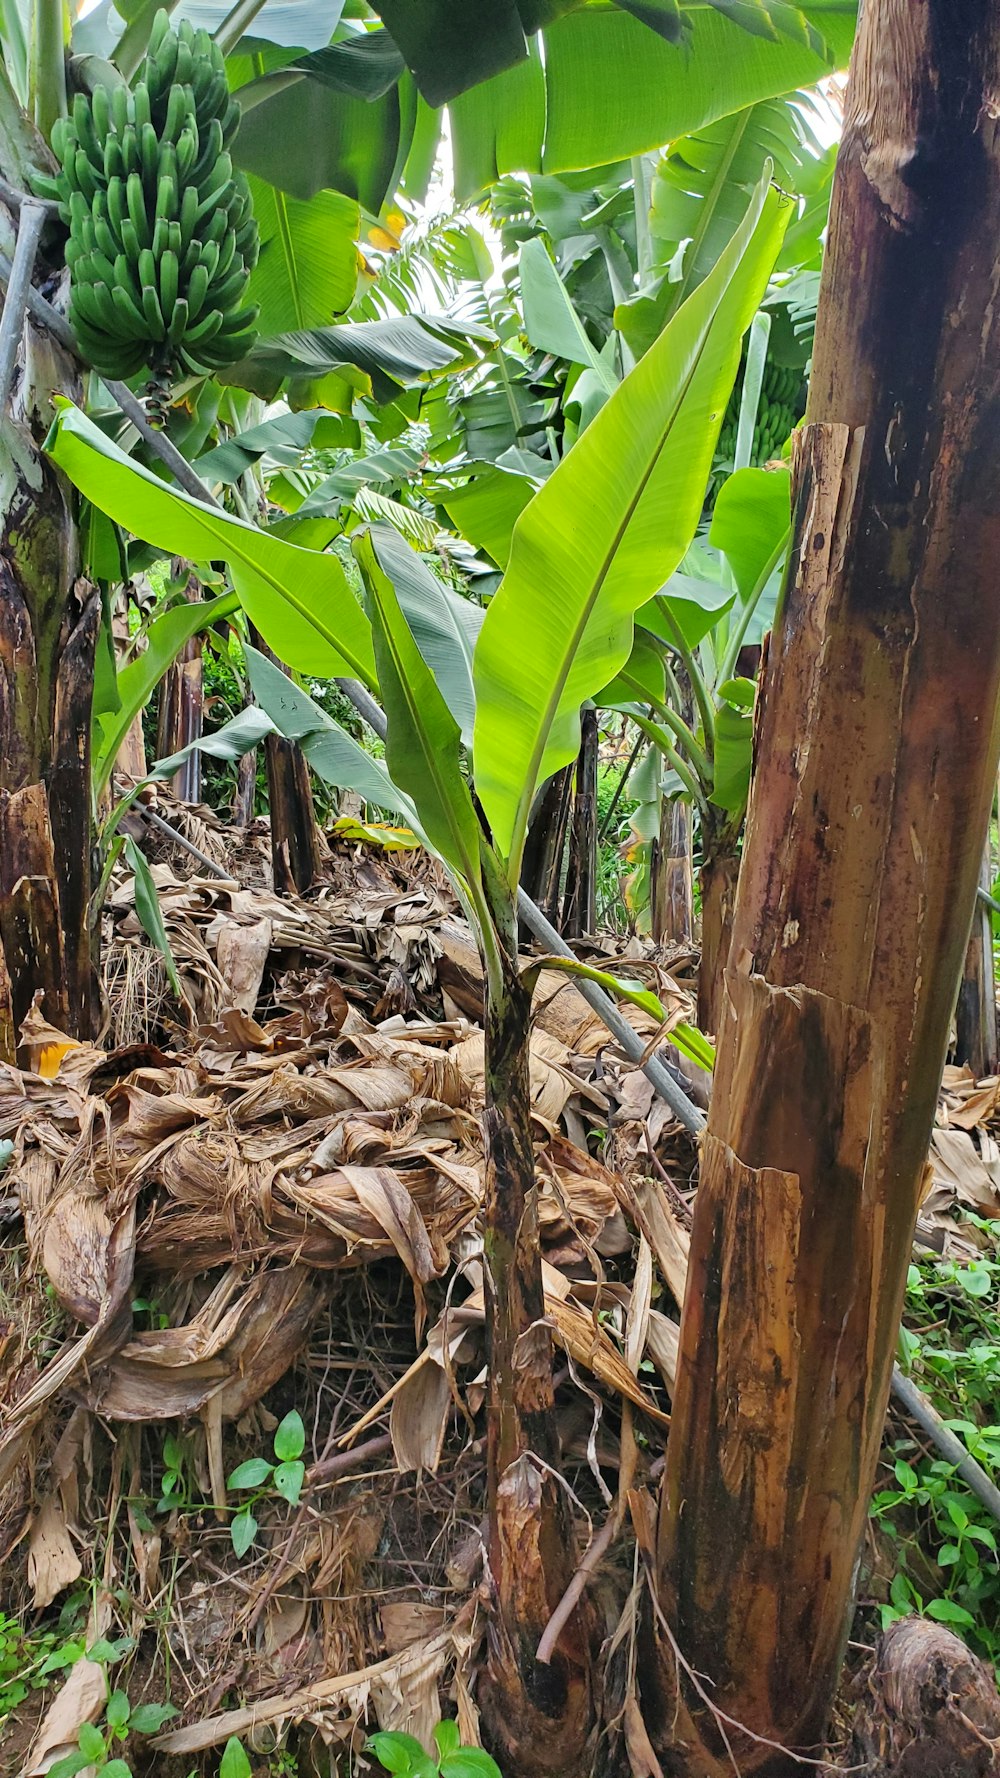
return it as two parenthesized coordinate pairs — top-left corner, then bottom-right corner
(520, 765), (573, 935)
(655, 673), (696, 949)
(249, 628), (322, 896)
(479, 898), (595, 1777)
(649, 5), (1000, 1771)
(955, 847), (998, 1078)
(156, 570), (203, 803)
(696, 841), (738, 1034)
(852, 1620), (1000, 1777)
(651, 794), (693, 947)
(563, 706), (598, 939)
(0, 305), (96, 1061)
(112, 607), (147, 785)
(232, 747), (257, 827)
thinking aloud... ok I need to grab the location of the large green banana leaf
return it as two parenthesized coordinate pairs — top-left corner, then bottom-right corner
(244, 647), (413, 818)
(472, 173), (788, 872)
(194, 410), (357, 486)
(617, 93), (822, 356)
(247, 179), (360, 334)
(350, 529), (483, 885)
(365, 526), (483, 745)
(221, 315), (488, 404)
(519, 238), (618, 393)
(450, 4), (854, 195)
(45, 402), (377, 688)
(441, 467), (535, 569)
(94, 591), (240, 795)
(709, 463), (791, 598)
(354, 534), (483, 888)
(368, 0), (845, 111)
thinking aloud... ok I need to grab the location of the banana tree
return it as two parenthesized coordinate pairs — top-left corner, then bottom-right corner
(647, 3), (1000, 1769)
(0, 45), (95, 1061)
(355, 179), (785, 1774)
(50, 169), (787, 1770)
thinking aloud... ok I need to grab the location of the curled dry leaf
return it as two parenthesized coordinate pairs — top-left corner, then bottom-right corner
(27, 1493), (82, 1610)
(24, 1593), (114, 1775)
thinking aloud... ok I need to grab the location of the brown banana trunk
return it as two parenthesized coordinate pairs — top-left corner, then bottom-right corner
(651, 794), (693, 947)
(112, 604), (147, 785)
(696, 842), (738, 1034)
(479, 897), (595, 1777)
(156, 569), (203, 803)
(0, 158), (97, 1060)
(955, 847), (998, 1079)
(249, 628), (322, 896)
(519, 764), (573, 934)
(232, 747), (257, 827)
(649, 4), (1000, 1771)
(563, 705), (598, 938)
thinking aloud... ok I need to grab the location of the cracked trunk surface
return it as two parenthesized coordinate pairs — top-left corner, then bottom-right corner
(650, 3), (1000, 1770)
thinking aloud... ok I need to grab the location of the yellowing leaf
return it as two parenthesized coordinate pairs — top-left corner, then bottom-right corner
(368, 224), (402, 252)
(333, 817), (421, 851)
(38, 1040), (83, 1079)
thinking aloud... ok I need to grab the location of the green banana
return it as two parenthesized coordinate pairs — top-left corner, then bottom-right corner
(120, 218), (143, 263)
(183, 306), (224, 346)
(90, 83), (112, 141)
(111, 83), (130, 136)
(161, 83), (190, 145)
(166, 295), (190, 346)
(126, 172), (150, 247)
(141, 282), (166, 341)
(140, 121), (161, 188)
(158, 248), (179, 316)
(175, 126), (198, 183)
(119, 124), (139, 175)
(184, 261), (211, 322)
(178, 182), (199, 252)
(73, 93), (103, 172)
(74, 149), (102, 202)
(173, 40), (194, 87)
(155, 170), (178, 222)
(53, 10), (259, 382)
(111, 282), (149, 337)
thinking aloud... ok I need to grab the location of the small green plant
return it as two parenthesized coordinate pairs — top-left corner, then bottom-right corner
(871, 1226), (1000, 1660)
(367, 1721), (502, 1777)
(158, 1431), (194, 1513)
(221, 1737), (253, 1778)
(45, 1638), (175, 1778)
(0, 1594), (90, 1719)
(227, 1410), (306, 1556)
(218, 1740), (298, 1777)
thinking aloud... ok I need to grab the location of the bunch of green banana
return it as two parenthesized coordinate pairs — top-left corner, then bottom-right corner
(716, 359), (805, 471)
(42, 9), (259, 382)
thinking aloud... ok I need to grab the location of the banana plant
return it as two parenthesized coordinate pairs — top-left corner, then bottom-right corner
(351, 176), (787, 1774)
(601, 458), (792, 1023)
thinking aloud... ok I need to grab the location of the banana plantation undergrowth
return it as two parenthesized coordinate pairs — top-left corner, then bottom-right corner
(6, 0), (1000, 1775)
(3, 809), (1000, 1778)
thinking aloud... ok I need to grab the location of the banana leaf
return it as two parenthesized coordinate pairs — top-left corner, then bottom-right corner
(472, 172), (787, 871)
(45, 401), (377, 688)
